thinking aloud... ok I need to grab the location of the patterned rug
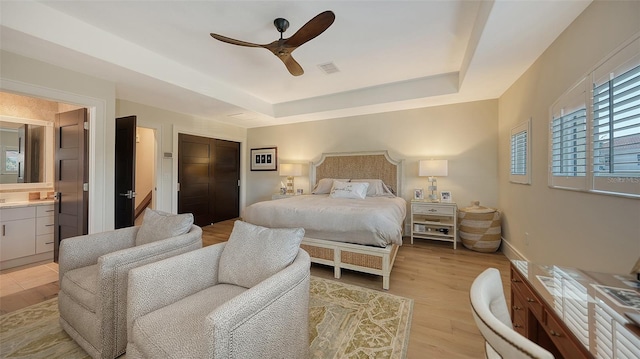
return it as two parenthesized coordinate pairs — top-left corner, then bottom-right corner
(0, 276), (412, 359)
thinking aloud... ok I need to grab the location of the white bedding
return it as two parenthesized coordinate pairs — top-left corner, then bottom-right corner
(242, 195), (406, 247)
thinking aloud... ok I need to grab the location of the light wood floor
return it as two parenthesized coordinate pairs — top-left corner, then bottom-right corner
(0, 219), (512, 358)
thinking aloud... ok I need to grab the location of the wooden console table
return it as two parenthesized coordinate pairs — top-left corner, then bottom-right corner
(510, 260), (640, 358)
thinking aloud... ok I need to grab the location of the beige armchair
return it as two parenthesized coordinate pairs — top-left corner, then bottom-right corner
(126, 220), (310, 359)
(58, 210), (202, 359)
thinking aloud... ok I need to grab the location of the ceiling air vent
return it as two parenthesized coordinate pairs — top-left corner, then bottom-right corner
(318, 62), (340, 75)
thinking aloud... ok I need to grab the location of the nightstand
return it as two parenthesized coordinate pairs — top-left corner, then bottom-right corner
(271, 194), (295, 200)
(410, 201), (457, 248)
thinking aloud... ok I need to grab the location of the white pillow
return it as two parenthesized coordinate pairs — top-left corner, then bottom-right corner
(311, 178), (349, 194)
(351, 179), (396, 197)
(135, 209), (194, 246)
(329, 180), (369, 199)
(218, 221), (304, 288)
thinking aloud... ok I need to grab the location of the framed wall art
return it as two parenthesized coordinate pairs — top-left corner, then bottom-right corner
(250, 147), (277, 171)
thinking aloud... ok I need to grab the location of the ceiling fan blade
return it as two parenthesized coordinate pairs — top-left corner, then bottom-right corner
(261, 40), (302, 76)
(210, 11), (333, 76)
(210, 33), (263, 48)
(278, 53), (304, 76)
(285, 10), (335, 48)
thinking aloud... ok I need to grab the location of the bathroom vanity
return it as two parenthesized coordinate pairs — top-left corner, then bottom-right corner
(0, 200), (55, 269)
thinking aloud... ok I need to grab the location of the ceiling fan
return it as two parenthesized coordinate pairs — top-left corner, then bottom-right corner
(210, 10), (335, 76)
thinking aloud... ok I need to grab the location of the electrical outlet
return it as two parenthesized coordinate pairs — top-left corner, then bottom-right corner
(525, 232), (530, 246)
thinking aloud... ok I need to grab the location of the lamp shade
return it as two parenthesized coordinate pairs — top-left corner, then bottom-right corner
(419, 160), (448, 177)
(279, 163), (302, 177)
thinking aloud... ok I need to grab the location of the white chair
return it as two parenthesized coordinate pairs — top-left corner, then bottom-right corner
(470, 268), (554, 359)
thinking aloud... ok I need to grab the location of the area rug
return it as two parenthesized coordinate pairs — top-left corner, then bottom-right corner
(0, 276), (413, 359)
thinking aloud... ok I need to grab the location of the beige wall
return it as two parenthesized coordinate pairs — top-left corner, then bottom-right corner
(116, 100), (247, 213)
(246, 100), (499, 223)
(0, 92), (58, 121)
(498, 0), (640, 274)
(135, 127), (155, 210)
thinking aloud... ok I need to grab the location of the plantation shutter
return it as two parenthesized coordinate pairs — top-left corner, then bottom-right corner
(549, 79), (588, 190)
(510, 120), (531, 184)
(591, 41), (640, 196)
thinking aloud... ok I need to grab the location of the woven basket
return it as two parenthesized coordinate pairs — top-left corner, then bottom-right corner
(458, 201), (501, 253)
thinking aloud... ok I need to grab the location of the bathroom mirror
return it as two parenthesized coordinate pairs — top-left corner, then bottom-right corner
(0, 116), (53, 188)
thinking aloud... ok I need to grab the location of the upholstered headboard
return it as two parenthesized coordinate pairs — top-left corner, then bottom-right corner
(310, 151), (404, 196)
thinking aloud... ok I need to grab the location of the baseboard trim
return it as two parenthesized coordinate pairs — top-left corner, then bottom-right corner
(500, 237), (528, 262)
(0, 252), (53, 270)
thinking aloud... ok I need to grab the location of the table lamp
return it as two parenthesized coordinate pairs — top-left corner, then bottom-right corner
(419, 159), (448, 201)
(279, 163), (302, 195)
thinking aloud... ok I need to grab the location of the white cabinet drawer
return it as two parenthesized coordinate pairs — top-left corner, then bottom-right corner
(37, 204), (55, 217)
(411, 204), (455, 216)
(36, 234), (54, 254)
(0, 207), (36, 221)
(1, 218), (36, 261)
(36, 216), (55, 235)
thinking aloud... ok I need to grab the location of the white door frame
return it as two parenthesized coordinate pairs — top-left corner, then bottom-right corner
(1, 79), (108, 233)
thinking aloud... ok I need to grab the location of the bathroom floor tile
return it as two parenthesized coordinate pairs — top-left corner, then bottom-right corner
(7, 264), (59, 290)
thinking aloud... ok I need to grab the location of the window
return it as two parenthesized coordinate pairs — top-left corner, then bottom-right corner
(510, 119), (531, 184)
(549, 35), (640, 198)
(4, 147), (18, 173)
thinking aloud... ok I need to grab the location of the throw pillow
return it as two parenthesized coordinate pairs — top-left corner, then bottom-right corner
(350, 179), (395, 197)
(135, 209), (194, 246)
(329, 180), (369, 199)
(218, 221), (304, 288)
(311, 178), (349, 194)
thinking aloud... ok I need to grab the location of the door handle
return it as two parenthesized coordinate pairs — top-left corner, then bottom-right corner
(119, 190), (136, 199)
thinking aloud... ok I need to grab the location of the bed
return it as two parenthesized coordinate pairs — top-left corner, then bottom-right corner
(243, 151), (405, 290)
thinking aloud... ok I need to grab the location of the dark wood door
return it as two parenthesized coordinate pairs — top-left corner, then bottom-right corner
(17, 125), (26, 183)
(26, 125), (45, 182)
(114, 116), (137, 229)
(54, 108), (88, 262)
(214, 140), (240, 222)
(178, 134), (240, 226)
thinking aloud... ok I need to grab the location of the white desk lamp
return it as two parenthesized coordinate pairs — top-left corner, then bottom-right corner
(279, 163), (302, 195)
(419, 159), (448, 201)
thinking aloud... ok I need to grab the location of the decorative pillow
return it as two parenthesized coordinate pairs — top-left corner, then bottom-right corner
(218, 221), (304, 288)
(329, 180), (369, 199)
(135, 209), (194, 246)
(311, 178), (349, 194)
(351, 179), (396, 197)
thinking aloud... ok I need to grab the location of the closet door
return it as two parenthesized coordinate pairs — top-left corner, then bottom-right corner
(178, 134), (239, 226)
(212, 139), (240, 223)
